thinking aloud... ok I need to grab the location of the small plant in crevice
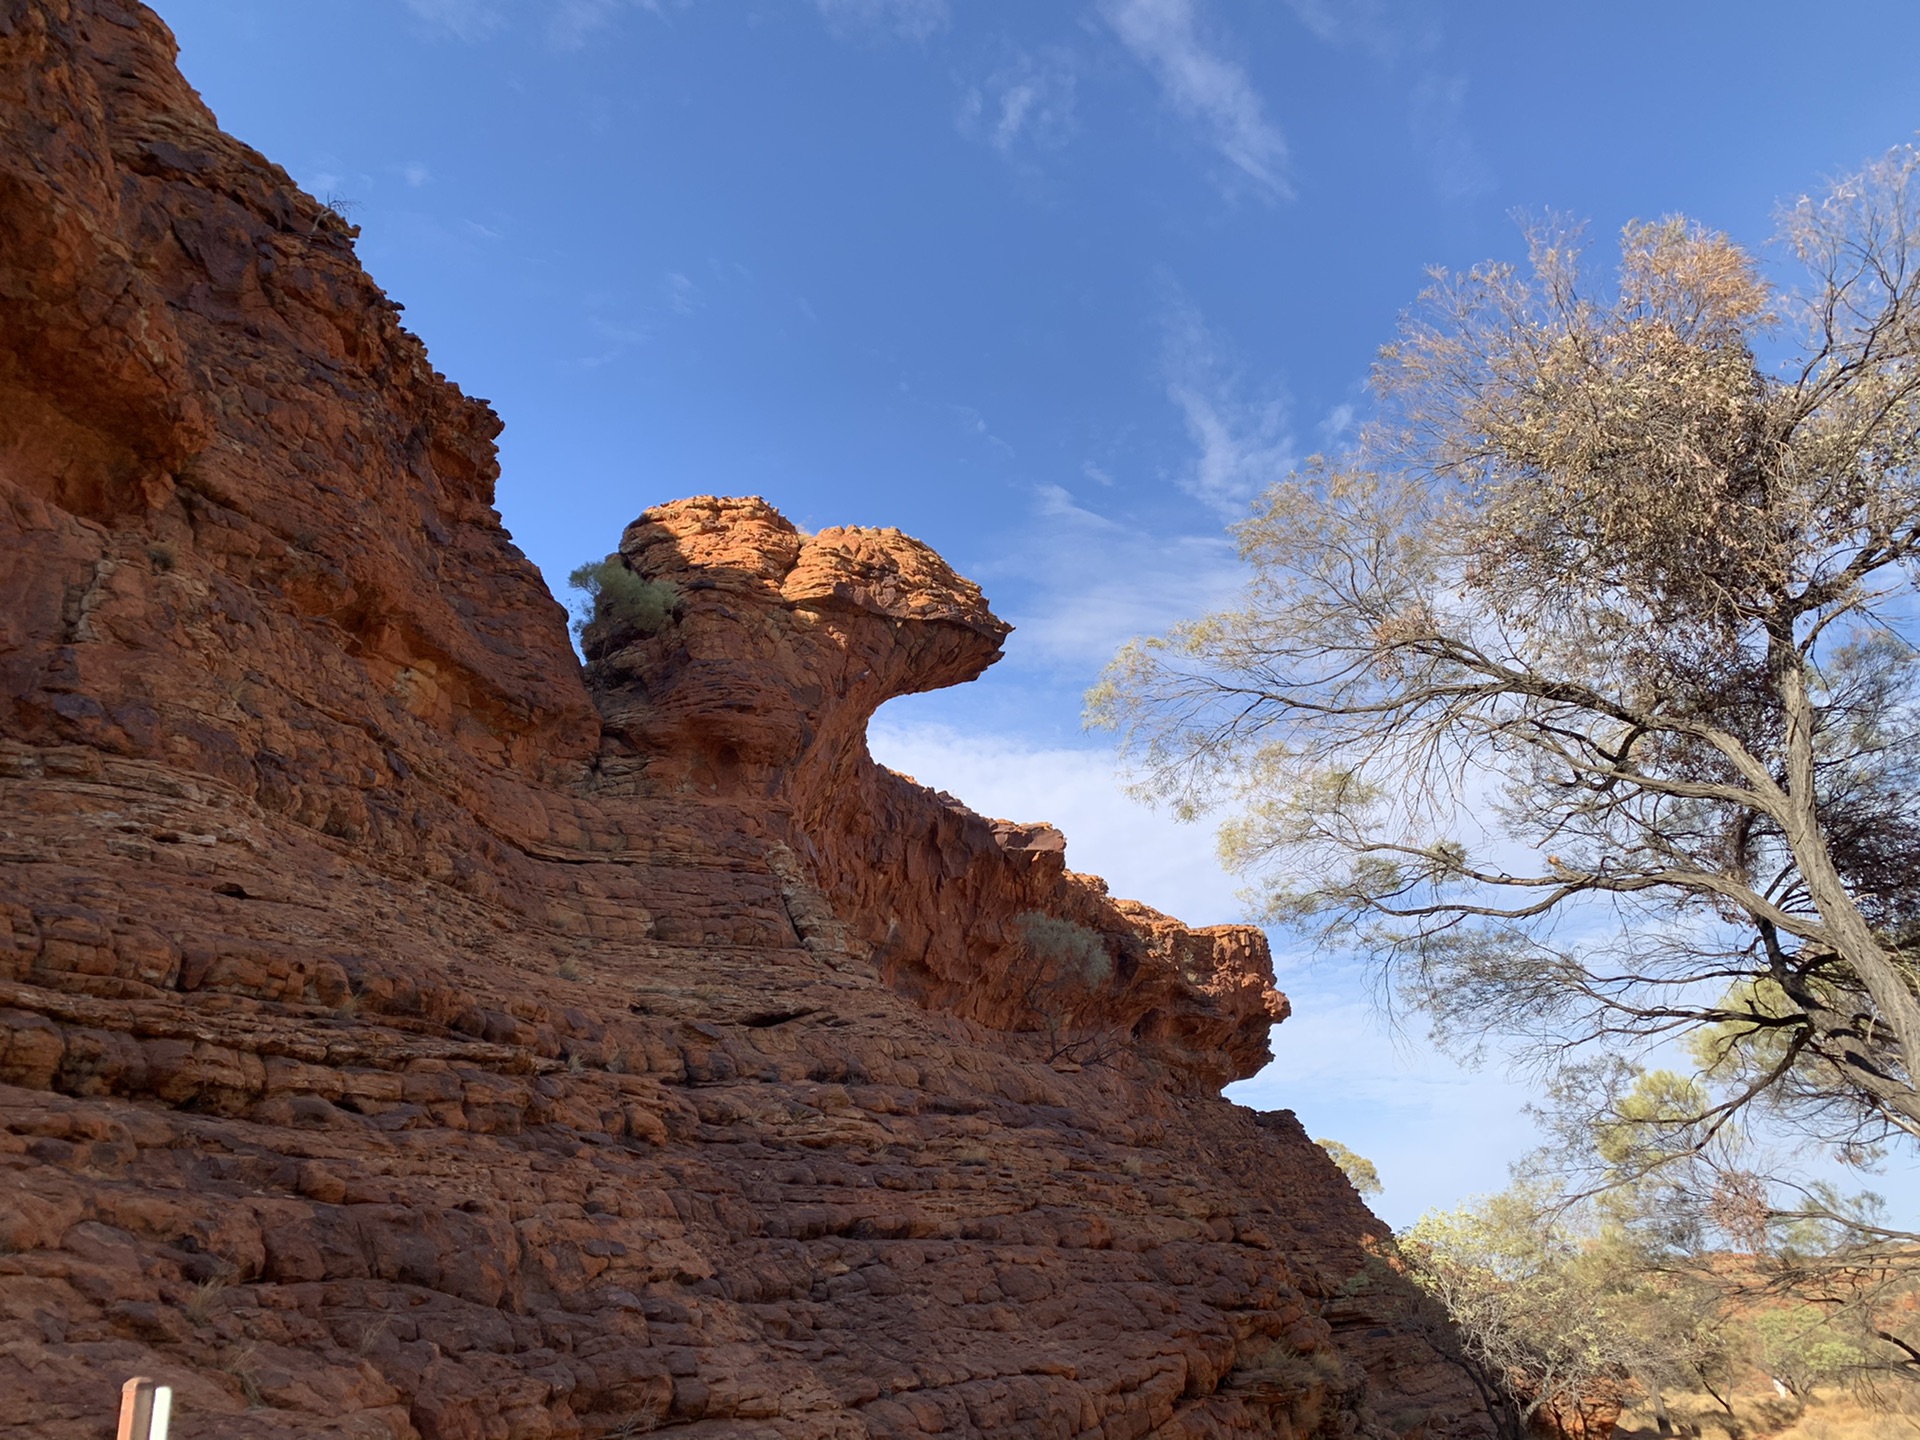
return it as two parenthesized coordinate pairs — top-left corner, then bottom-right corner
(219, 1341), (265, 1407)
(568, 555), (680, 647)
(1010, 911), (1124, 1068)
(314, 191), (362, 239)
(183, 1276), (228, 1326)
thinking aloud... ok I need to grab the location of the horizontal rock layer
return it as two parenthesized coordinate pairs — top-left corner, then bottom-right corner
(0, 4), (1492, 1439)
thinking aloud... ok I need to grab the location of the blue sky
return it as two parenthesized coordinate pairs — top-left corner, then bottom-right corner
(159, 0), (1920, 1225)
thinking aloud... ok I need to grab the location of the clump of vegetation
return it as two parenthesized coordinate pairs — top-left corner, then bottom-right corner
(1015, 911), (1113, 986)
(568, 555), (679, 643)
(1093, 142), (1920, 1395)
(1315, 1137), (1382, 1196)
(1010, 912), (1120, 1066)
(1390, 1163), (1917, 1440)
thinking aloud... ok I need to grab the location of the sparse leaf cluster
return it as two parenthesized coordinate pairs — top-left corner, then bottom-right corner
(1397, 1170), (1914, 1435)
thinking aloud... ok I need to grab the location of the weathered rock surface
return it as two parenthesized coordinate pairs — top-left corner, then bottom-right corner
(0, 4), (1493, 1438)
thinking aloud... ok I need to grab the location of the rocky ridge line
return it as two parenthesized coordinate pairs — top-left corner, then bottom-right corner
(0, 4), (1492, 1438)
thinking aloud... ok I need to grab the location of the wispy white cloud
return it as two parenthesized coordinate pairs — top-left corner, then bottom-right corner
(1409, 72), (1494, 202)
(958, 48), (1078, 160)
(400, 161), (432, 187)
(1161, 293), (1295, 516)
(1280, 0), (1493, 204)
(1316, 401), (1356, 447)
(1279, 0), (1413, 63)
(550, 0), (623, 47)
(401, 0), (683, 48)
(582, 315), (652, 367)
(1099, 0), (1290, 202)
(867, 720), (1245, 923)
(946, 403), (1015, 459)
(662, 271), (704, 315)
(976, 485), (1245, 669)
(402, 0), (508, 41)
(1034, 482), (1120, 530)
(812, 0), (948, 44)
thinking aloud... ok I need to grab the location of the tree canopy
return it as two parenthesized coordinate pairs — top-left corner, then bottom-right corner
(1091, 147), (1920, 1213)
(1315, 1137), (1383, 1196)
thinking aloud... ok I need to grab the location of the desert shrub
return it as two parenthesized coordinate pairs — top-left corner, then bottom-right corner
(1752, 1309), (1874, 1398)
(1011, 912), (1119, 1065)
(1015, 912), (1112, 986)
(568, 556), (679, 641)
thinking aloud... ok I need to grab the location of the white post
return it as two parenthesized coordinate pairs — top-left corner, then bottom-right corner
(116, 1378), (172, 1440)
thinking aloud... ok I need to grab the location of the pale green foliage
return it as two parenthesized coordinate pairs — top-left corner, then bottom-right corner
(568, 556), (679, 642)
(1314, 1137), (1383, 1196)
(1091, 146), (1920, 1176)
(1524, 1060), (1920, 1395)
(1399, 1185), (1641, 1426)
(1015, 912), (1113, 986)
(1011, 912), (1118, 1065)
(1592, 1070), (1714, 1171)
(1752, 1309), (1875, 1397)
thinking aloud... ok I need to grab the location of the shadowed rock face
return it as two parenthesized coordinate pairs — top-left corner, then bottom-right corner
(0, 4), (1493, 1439)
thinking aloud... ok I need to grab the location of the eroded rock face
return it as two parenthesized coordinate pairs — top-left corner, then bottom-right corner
(0, 4), (1493, 1438)
(585, 497), (1288, 1092)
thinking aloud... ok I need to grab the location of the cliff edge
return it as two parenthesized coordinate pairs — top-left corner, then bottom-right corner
(0, 4), (1492, 1437)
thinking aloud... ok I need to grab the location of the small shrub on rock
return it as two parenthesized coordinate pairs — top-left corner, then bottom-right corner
(568, 556), (679, 642)
(1015, 912), (1113, 986)
(1011, 911), (1120, 1065)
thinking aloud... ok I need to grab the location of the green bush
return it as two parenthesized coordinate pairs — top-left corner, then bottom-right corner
(568, 556), (679, 640)
(1014, 912), (1112, 987)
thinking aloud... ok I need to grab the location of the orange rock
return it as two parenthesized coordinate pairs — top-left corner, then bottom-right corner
(0, 3), (1494, 1437)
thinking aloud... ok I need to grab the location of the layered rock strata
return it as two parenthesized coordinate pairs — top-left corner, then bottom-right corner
(0, 3), (1493, 1438)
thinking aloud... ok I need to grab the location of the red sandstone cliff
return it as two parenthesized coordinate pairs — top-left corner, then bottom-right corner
(0, 4), (1493, 1437)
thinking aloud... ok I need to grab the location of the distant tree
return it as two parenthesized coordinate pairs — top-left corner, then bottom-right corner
(1751, 1305), (1874, 1397)
(1516, 1058), (1920, 1402)
(1090, 146), (1920, 1242)
(1315, 1137), (1383, 1196)
(1398, 1185), (1640, 1438)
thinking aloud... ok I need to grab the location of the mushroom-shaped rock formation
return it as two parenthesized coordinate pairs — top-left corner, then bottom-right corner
(581, 495), (1289, 1091)
(585, 495), (1008, 787)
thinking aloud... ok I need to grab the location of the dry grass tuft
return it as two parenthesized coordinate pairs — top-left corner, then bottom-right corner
(183, 1277), (227, 1326)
